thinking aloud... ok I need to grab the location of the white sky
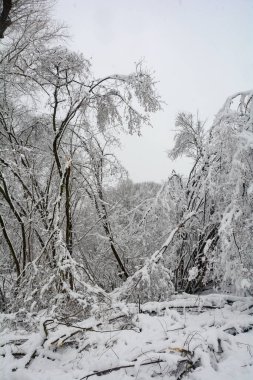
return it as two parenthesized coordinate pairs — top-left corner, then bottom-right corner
(55, 0), (253, 183)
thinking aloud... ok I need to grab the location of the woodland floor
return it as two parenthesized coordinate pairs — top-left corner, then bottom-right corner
(1, 293), (253, 380)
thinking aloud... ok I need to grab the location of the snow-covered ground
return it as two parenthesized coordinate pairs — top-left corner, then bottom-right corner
(1, 294), (253, 380)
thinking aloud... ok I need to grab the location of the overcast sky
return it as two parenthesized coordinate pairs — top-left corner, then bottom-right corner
(55, 0), (253, 183)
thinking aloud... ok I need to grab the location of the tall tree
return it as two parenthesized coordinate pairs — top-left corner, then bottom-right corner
(0, 0), (162, 312)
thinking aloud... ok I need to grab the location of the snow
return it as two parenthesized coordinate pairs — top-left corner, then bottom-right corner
(188, 267), (198, 281)
(241, 279), (251, 290)
(1, 294), (253, 380)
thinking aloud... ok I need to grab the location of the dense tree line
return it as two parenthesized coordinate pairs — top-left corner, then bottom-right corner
(0, 0), (252, 315)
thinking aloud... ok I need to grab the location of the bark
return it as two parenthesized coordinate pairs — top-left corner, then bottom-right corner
(0, 0), (12, 38)
(0, 213), (20, 277)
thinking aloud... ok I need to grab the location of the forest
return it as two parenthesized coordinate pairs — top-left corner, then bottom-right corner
(0, 1), (253, 379)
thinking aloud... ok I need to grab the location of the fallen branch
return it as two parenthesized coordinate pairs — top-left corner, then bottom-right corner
(48, 320), (140, 348)
(80, 356), (196, 380)
(10, 319), (54, 371)
(0, 338), (28, 347)
(80, 359), (164, 379)
(224, 324), (253, 336)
